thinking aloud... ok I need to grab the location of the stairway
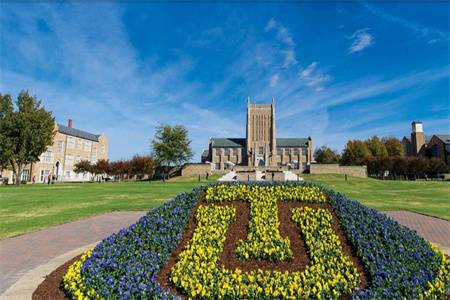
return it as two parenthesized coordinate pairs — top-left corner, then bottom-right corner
(218, 171), (237, 181)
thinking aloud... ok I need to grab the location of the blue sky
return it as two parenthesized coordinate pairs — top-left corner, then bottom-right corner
(1, 2), (449, 160)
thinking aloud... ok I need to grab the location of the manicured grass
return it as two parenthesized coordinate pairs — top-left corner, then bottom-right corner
(1, 173), (448, 239)
(0, 175), (220, 240)
(303, 174), (450, 220)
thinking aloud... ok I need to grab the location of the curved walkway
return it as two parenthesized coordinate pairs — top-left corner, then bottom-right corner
(384, 211), (450, 255)
(0, 211), (147, 295)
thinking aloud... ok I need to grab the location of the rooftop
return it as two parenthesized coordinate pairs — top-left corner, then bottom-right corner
(57, 124), (101, 142)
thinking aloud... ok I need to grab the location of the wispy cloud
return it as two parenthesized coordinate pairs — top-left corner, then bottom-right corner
(269, 73), (279, 87)
(364, 3), (450, 44)
(265, 17), (297, 67)
(348, 28), (374, 54)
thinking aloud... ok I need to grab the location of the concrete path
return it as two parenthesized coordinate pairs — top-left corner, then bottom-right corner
(0, 211), (147, 295)
(385, 211), (450, 255)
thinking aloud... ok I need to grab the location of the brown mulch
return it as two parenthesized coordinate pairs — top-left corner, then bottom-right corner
(32, 255), (80, 300)
(157, 195), (370, 299)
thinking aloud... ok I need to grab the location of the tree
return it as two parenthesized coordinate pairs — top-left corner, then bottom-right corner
(74, 160), (93, 178)
(152, 124), (193, 179)
(314, 146), (340, 164)
(0, 91), (55, 184)
(341, 140), (372, 166)
(383, 137), (404, 157)
(130, 155), (155, 180)
(392, 156), (408, 180)
(365, 136), (388, 158)
(427, 158), (448, 178)
(93, 159), (110, 180)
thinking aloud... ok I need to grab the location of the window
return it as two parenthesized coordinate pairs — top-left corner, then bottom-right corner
(302, 148), (307, 156)
(215, 163), (220, 170)
(65, 155), (74, 165)
(259, 146), (264, 154)
(100, 145), (105, 154)
(76, 155), (81, 163)
(67, 136), (75, 149)
(76, 139), (82, 149)
(21, 169), (30, 182)
(224, 148), (230, 155)
(40, 169), (50, 182)
(277, 148), (282, 155)
(284, 148), (290, 155)
(65, 171), (71, 179)
(294, 148), (300, 155)
(57, 141), (64, 153)
(231, 148), (236, 156)
(40, 151), (53, 163)
(84, 141), (92, 151)
(92, 147), (98, 157)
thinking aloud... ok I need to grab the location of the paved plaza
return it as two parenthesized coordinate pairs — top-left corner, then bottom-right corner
(0, 211), (147, 295)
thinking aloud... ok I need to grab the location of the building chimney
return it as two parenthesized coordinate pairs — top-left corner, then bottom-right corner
(68, 118), (73, 128)
(411, 121), (425, 155)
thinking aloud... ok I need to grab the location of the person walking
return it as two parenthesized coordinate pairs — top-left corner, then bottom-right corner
(32, 175), (36, 184)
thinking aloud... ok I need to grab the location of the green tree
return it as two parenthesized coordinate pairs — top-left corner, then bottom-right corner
(365, 135), (388, 158)
(382, 137), (404, 157)
(151, 124), (193, 180)
(314, 146), (340, 164)
(341, 140), (371, 165)
(0, 91), (55, 184)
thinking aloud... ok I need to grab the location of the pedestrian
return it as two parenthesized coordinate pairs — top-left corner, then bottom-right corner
(198, 174), (201, 182)
(48, 173), (51, 185)
(206, 172), (209, 180)
(32, 175), (36, 184)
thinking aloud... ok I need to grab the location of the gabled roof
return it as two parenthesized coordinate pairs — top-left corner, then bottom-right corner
(210, 138), (246, 148)
(276, 138), (309, 147)
(57, 124), (100, 142)
(402, 135), (432, 143)
(434, 134), (450, 143)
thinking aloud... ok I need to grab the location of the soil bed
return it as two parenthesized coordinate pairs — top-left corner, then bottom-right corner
(32, 255), (80, 300)
(157, 194), (370, 299)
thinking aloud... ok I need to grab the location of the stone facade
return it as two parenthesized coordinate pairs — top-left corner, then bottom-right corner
(402, 121), (450, 165)
(310, 164), (367, 178)
(1, 119), (108, 184)
(181, 163), (213, 177)
(202, 99), (312, 171)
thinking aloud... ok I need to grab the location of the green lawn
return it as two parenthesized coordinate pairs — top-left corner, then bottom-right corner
(1, 173), (448, 240)
(302, 174), (450, 220)
(0, 175), (219, 240)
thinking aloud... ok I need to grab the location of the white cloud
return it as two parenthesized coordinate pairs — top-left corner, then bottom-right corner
(269, 73), (279, 87)
(364, 4), (450, 44)
(348, 28), (374, 54)
(299, 62), (331, 88)
(265, 17), (297, 67)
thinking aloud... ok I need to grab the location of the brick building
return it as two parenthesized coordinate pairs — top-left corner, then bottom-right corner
(402, 121), (450, 165)
(201, 99), (312, 171)
(1, 119), (108, 183)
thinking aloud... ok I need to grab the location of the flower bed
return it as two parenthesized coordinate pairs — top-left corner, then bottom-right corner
(62, 182), (449, 299)
(207, 184), (325, 261)
(328, 190), (450, 299)
(170, 205), (359, 299)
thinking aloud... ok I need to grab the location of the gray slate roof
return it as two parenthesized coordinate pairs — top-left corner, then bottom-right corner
(210, 137), (309, 148)
(57, 124), (101, 142)
(210, 138), (246, 147)
(435, 135), (450, 143)
(276, 138), (309, 147)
